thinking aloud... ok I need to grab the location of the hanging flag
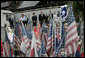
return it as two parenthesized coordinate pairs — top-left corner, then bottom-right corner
(46, 19), (53, 56)
(65, 5), (79, 55)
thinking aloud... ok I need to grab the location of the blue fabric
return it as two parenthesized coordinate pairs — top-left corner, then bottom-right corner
(20, 17), (26, 21)
(61, 6), (67, 19)
(10, 47), (13, 57)
(26, 29), (32, 40)
(22, 23), (27, 36)
(5, 29), (10, 44)
(75, 50), (80, 57)
(48, 19), (53, 37)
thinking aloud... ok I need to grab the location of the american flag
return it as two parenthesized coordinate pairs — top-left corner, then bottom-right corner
(3, 29), (11, 57)
(42, 32), (48, 48)
(40, 35), (48, 57)
(65, 5), (79, 55)
(54, 24), (59, 57)
(20, 23), (31, 54)
(26, 20), (32, 40)
(34, 24), (41, 52)
(14, 34), (21, 50)
(41, 22), (48, 47)
(46, 19), (53, 56)
(14, 23), (22, 42)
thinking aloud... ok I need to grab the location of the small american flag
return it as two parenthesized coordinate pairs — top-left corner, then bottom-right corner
(65, 5), (79, 55)
(20, 23), (31, 54)
(3, 29), (11, 57)
(46, 19), (53, 56)
(14, 34), (21, 50)
(34, 24), (41, 52)
(14, 23), (22, 42)
(41, 39), (48, 57)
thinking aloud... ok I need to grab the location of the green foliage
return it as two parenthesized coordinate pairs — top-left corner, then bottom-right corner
(72, 1), (84, 23)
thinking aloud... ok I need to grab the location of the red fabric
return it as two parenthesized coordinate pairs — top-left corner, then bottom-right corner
(1, 41), (3, 55)
(11, 48), (13, 55)
(34, 27), (37, 38)
(77, 45), (80, 52)
(77, 43), (82, 51)
(30, 48), (35, 57)
(80, 52), (84, 57)
(37, 25), (41, 38)
(34, 25), (41, 39)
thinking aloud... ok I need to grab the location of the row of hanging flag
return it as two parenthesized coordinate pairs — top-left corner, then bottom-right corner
(1, 4), (84, 57)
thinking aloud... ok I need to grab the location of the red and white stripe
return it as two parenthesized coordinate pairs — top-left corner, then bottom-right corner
(18, 24), (22, 39)
(55, 26), (60, 43)
(3, 46), (7, 57)
(30, 47), (35, 57)
(65, 21), (79, 55)
(14, 34), (21, 49)
(4, 42), (10, 57)
(42, 32), (48, 47)
(46, 36), (52, 56)
(34, 25), (41, 51)
(22, 35), (31, 49)
(20, 35), (31, 55)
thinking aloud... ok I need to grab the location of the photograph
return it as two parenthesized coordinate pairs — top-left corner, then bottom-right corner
(1, 1), (84, 57)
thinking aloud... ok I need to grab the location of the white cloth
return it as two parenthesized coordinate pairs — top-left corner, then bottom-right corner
(20, 39), (26, 54)
(7, 33), (14, 43)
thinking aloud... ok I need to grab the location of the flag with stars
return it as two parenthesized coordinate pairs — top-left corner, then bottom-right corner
(65, 4), (79, 55)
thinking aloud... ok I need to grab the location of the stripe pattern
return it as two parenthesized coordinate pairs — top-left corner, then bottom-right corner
(46, 19), (53, 56)
(34, 25), (41, 51)
(22, 35), (31, 49)
(65, 21), (78, 55)
(14, 34), (21, 50)
(65, 5), (79, 55)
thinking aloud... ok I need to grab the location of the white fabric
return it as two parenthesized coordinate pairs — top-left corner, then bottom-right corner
(7, 33), (14, 43)
(20, 39), (26, 54)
